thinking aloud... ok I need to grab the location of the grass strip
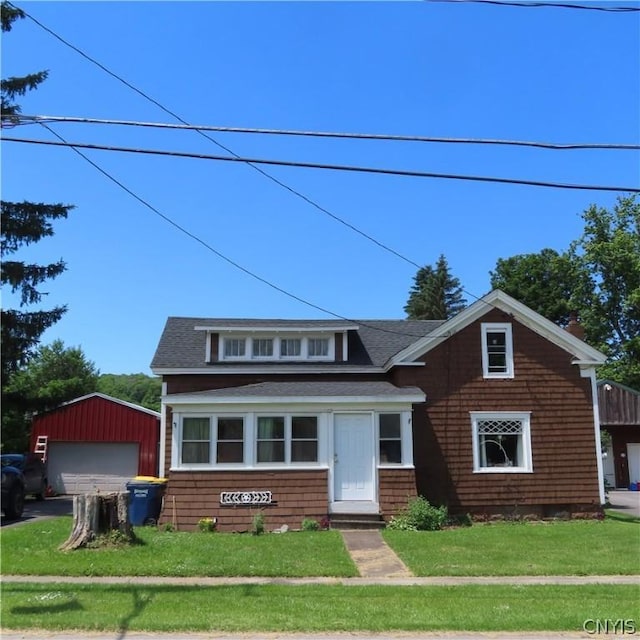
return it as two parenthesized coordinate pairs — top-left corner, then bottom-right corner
(383, 518), (640, 576)
(2, 583), (638, 633)
(0, 517), (357, 577)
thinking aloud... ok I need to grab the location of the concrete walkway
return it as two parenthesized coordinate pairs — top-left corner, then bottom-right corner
(340, 529), (413, 578)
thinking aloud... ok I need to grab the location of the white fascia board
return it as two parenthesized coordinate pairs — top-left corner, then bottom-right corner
(194, 325), (356, 333)
(164, 392), (426, 406)
(388, 289), (607, 368)
(151, 365), (383, 375)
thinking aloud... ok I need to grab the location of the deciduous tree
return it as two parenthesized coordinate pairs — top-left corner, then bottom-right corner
(490, 195), (639, 389)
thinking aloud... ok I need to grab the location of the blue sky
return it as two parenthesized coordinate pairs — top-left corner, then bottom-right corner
(2, 1), (639, 375)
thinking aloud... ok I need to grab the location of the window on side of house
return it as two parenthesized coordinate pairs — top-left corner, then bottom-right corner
(256, 416), (285, 462)
(481, 323), (514, 378)
(181, 417), (210, 464)
(224, 338), (246, 358)
(379, 413), (402, 464)
(216, 417), (244, 463)
(308, 338), (329, 357)
(252, 338), (274, 358)
(280, 338), (301, 358)
(471, 412), (532, 472)
(291, 416), (318, 462)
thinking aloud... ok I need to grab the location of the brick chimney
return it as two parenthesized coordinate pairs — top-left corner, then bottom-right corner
(566, 311), (585, 340)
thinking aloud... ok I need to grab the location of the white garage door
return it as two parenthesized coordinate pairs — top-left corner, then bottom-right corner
(48, 442), (139, 494)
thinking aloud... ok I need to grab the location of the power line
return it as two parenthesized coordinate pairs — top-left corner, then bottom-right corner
(32, 122), (454, 340)
(9, 2), (419, 274)
(6, 135), (639, 193)
(425, 0), (640, 11)
(11, 115), (640, 151)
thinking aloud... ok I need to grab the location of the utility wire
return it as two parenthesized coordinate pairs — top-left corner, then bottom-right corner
(9, 3), (418, 273)
(11, 115), (640, 151)
(33, 122), (450, 340)
(425, 0), (640, 11)
(5, 136), (639, 193)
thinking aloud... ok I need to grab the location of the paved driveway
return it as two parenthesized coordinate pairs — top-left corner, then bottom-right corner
(607, 489), (640, 518)
(0, 495), (73, 528)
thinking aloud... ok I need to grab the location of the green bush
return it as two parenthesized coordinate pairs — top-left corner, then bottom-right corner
(387, 496), (448, 531)
(301, 518), (320, 531)
(251, 512), (265, 536)
(198, 517), (217, 533)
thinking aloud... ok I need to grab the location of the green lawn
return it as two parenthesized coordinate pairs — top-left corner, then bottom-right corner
(2, 515), (638, 578)
(383, 518), (640, 576)
(0, 517), (357, 577)
(2, 582), (638, 633)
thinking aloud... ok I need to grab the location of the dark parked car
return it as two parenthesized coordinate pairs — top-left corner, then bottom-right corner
(1, 454), (48, 501)
(1, 457), (25, 520)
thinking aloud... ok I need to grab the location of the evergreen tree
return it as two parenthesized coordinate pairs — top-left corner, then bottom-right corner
(405, 254), (467, 320)
(1, 2), (73, 449)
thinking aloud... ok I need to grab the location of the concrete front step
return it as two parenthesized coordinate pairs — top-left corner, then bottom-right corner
(329, 514), (386, 530)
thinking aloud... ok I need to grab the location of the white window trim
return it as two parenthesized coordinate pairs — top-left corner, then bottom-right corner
(481, 322), (514, 379)
(374, 411), (414, 468)
(177, 414), (212, 467)
(174, 413), (247, 469)
(221, 336), (247, 360)
(217, 333), (335, 362)
(255, 413), (320, 465)
(470, 411), (532, 473)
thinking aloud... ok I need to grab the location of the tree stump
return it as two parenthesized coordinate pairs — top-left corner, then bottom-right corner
(59, 492), (132, 550)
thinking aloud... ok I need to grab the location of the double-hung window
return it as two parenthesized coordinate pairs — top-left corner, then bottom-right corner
(481, 323), (514, 378)
(180, 416), (244, 465)
(256, 417), (285, 462)
(470, 412), (532, 472)
(181, 417), (210, 464)
(256, 415), (318, 464)
(216, 417), (244, 463)
(379, 414), (402, 464)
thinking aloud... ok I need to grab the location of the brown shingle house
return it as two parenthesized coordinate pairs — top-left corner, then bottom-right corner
(150, 290), (607, 531)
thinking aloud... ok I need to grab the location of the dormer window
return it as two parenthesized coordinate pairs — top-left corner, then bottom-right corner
(224, 338), (246, 358)
(209, 328), (346, 362)
(308, 338), (329, 357)
(481, 323), (514, 378)
(280, 338), (301, 357)
(252, 338), (273, 358)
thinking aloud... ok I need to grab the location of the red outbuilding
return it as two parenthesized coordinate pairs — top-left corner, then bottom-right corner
(29, 393), (161, 495)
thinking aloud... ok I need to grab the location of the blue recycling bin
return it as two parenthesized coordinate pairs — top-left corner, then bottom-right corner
(126, 477), (167, 526)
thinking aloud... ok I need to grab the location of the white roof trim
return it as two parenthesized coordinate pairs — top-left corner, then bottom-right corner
(151, 365), (383, 375)
(194, 325), (356, 333)
(389, 289), (607, 367)
(52, 392), (161, 418)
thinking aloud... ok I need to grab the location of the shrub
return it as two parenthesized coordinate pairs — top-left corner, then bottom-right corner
(301, 518), (320, 531)
(198, 517), (217, 533)
(387, 496), (448, 531)
(251, 512), (265, 536)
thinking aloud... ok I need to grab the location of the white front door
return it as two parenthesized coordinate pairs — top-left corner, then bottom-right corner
(334, 413), (374, 502)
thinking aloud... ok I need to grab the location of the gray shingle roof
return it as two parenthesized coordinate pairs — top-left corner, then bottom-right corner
(150, 317), (444, 370)
(168, 380), (425, 399)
